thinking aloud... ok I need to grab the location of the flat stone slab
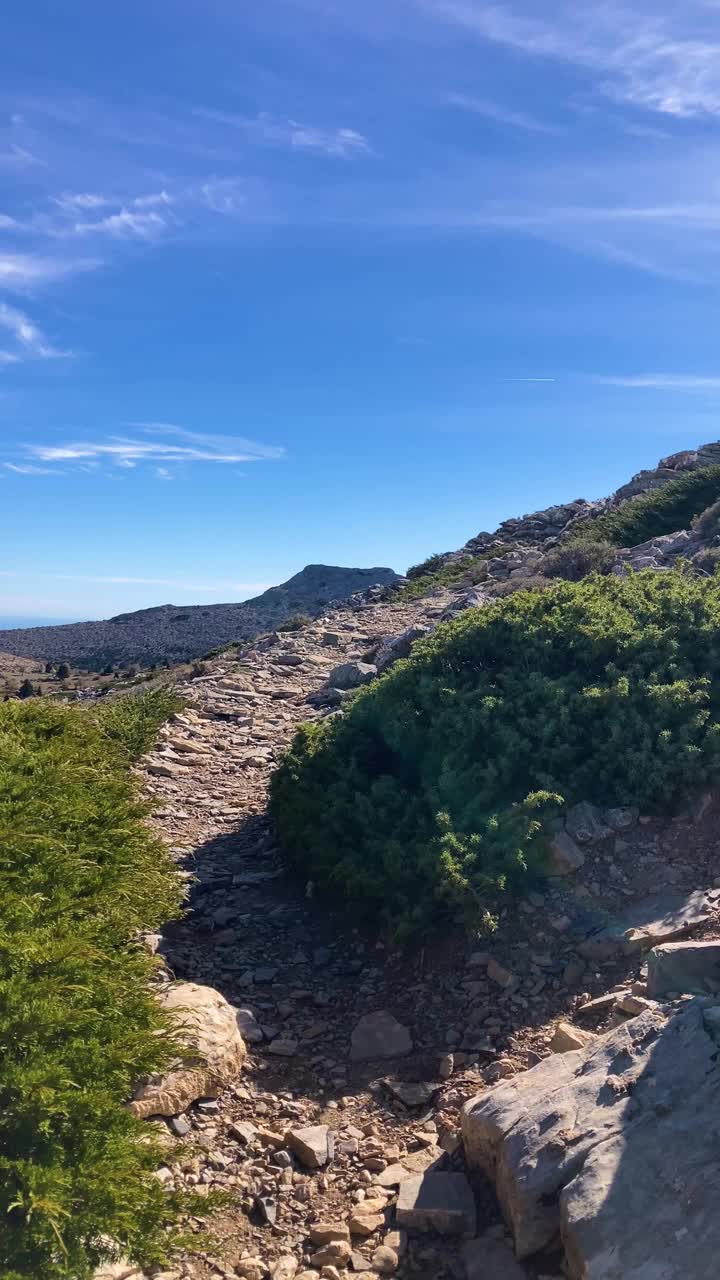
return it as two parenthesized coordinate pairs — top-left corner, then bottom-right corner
(286, 1124), (332, 1168)
(648, 941), (720, 998)
(462, 999), (720, 1276)
(350, 1010), (412, 1061)
(577, 889), (711, 960)
(396, 1172), (476, 1237)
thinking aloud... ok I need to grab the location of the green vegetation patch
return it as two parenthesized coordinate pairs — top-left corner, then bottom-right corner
(397, 546), (514, 601)
(0, 690), (187, 1279)
(271, 570), (720, 938)
(578, 464), (720, 547)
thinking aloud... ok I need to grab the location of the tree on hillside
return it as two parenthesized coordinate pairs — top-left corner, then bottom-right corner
(44, 661), (53, 674)
(18, 680), (35, 699)
(56, 662), (71, 680)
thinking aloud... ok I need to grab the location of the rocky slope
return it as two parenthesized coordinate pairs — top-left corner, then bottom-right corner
(122, 579), (720, 1280)
(0, 565), (398, 669)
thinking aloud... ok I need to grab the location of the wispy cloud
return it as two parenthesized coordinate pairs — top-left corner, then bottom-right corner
(448, 92), (562, 133)
(72, 208), (169, 238)
(3, 462), (55, 474)
(196, 107), (371, 157)
(0, 252), (101, 291)
(595, 373), (720, 390)
(426, 2), (720, 119)
(0, 302), (71, 361)
(9, 424), (284, 474)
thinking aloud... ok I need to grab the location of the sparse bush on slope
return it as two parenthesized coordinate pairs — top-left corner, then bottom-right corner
(0, 693), (186, 1279)
(578, 464), (720, 547)
(271, 570), (720, 938)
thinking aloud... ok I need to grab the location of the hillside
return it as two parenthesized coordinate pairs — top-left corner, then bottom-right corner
(0, 564), (398, 669)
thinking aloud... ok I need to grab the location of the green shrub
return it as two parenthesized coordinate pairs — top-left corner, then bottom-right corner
(97, 685), (183, 759)
(396, 547), (514, 601)
(578, 464), (720, 547)
(542, 539), (616, 581)
(0, 697), (187, 1278)
(280, 614), (311, 632)
(692, 497), (720, 541)
(406, 552), (447, 580)
(271, 570), (720, 938)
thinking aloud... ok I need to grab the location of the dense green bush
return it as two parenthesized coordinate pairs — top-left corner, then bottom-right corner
(692, 497), (720, 541)
(542, 539), (616, 581)
(579, 464), (720, 547)
(271, 570), (720, 937)
(97, 685), (183, 759)
(0, 695), (186, 1278)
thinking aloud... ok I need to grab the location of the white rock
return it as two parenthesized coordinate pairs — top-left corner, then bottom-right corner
(129, 983), (246, 1118)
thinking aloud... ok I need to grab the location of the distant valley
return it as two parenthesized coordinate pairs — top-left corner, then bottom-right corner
(0, 564), (398, 669)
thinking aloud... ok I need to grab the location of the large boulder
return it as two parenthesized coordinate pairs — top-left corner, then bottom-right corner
(648, 940), (720, 998)
(129, 982), (246, 1118)
(375, 626), (431, 675)
(462, 999), (720, 1277)
(326, 661), (377, 690)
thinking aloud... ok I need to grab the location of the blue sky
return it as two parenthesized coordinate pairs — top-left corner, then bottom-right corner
(4, 0), (720, 620)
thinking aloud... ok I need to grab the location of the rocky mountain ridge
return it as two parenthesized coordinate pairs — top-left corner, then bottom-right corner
(0, 564), (398, 669)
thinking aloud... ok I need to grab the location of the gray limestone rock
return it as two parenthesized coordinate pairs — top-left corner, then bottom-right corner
(647, 940), (720, 998)
(462, 1000), (720, 1278)
(350, 1010), (412, 1061)
(396, 1172), (476, 1237)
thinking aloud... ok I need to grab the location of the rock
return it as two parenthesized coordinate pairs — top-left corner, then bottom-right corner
(326, 661), (377, 690)
(236, 1007), (264, 1044)
(350, 1011), (412, 1061)
(564, 802), (612, 844)
(576, 991), (622, 1015)
(168, 1115), (191, 1137)
(549, 1022), (595, 1054)
(486, 958), (515, 989)
(384, 1079), (441, 1108)
(438, 1053), (454, 1079)
(271, 1260), (298, 1280)
(603, 806), (638, 832)
(236, 1262), (267, 1280)
(648, 940), (720, 998)
(93, 1266), (144, 1280)
(371, 1245), (398, 1273)
(396, 1172), (477, 1237)
(374, 1162), (412, 1187)
(129, 983), (246, 1118)
(229, 1120), (257, 1144)
(546, 830), (584, 876)
(616, 993), (656, 1015)
(462, 1001), (720, 1268)
(578, 889), (711, 960)
(309, 1223), (351, 1246)
(375, 626), (431, 675)
(287, 1124), (332, 1168)
(322, 632), (342, 646)
(266, 1038), (299, 1056)
(310, 1241), (352, 1268)
(461, 1238), (527, 1280)
(349, 1204), (386, 1236)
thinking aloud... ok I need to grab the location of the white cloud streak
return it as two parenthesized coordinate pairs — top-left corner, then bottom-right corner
(426, 1), (720, 119)
(11, 424), (284, 473)
(448, 92), (562, 132)
(595, 373), (720, 390)
(196, 107), (371, 157)
(0, 302), (70, 361)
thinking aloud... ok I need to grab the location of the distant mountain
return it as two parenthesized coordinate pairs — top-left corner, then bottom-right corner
(0, 565), (398, 669)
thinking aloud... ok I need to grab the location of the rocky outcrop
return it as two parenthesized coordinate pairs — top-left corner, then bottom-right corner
(462, 999), (720, 1276)
(129, 982), (246, 1118)
(0, 564), (399, 668)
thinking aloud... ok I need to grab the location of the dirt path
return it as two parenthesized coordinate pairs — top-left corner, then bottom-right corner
(139, 588), (720, 1280)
